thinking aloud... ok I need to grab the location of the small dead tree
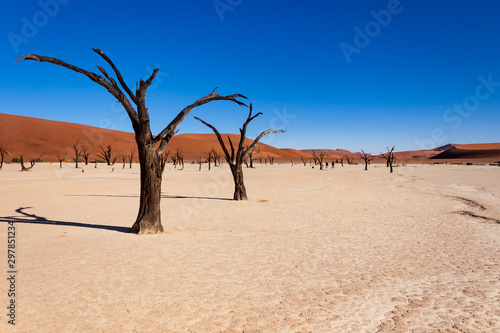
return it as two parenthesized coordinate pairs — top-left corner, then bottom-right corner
(20, 153), (44, 171)
(82, 147), (91, 165)
(0, 145), (7, 169)
(246, 145), (259, 168)
(358, 150), (375, 171)
(340, 157), (344, 167)
(267, 154), (275, 165)
(345, 155), (354, 165)
(380, 146), (395, 173)
(195, 104), (284, 200)
(300, 155), (307, 166)
(210, 147), (222, 167)
(160, 151), (170, 173)
(97, 145), (119, 166)
(128, 148), (135, 168)
(73, 141), (84, 168)
(312, 150), (326, 170)
(122, 155), (127, 169)
(173, 149), (184, 170)
(57, 155), (64, 168)
(196, 156), (203, 171)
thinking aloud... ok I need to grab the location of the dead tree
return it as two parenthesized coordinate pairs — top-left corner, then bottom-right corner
(300, 155), (307, 166)
(128, 148), (135, 168)
(246, 145), (259, 168)
(312, 150), (326, 170)
(267, 154), (274, 165)
(17, 49), (246, 234)
(82, 147), (91, 165)
(160, 151), (170, 173)
(173, 149), (184, 170)
(57, 155), (64, 168)
(195, 104), (284, 200)
(210, 147), (221, 167)
(0, 145), (7, 169)
(97, 145), (120, 166)
(196, 156), (203, 171)
(358, 150), (375, 171)
(345, 155), (354, 165)
(340, 157), (344, 167)
(380, 146), (395, 173)
(73, 141), (84, 168)
(20, 153), (44, 171)
(122, 155), (127, 169)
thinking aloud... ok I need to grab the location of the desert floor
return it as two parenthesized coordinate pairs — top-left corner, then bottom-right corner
(0, 162), (499, 332)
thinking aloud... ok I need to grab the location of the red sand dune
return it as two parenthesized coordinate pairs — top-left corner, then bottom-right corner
(0, 113), (306, 163)
(1, 113), (498, 164)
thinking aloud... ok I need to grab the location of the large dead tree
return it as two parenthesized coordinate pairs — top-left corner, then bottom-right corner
(73, 141), (84, 168)
(16, 49), (246, 234)
(358, 150), (375, 171)
(380, 146), (395, 173)
(195, 104), (284, 200)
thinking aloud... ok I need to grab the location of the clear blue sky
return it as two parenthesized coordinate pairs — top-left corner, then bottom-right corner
(1, 0), (499, 153)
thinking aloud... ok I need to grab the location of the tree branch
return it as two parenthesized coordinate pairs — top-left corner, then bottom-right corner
(16, 52), (139, 124)
(194, 116), (232, 164)
(154, 88), (247, 144)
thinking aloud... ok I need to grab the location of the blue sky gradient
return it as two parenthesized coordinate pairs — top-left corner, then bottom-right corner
(1, 0), (499, 152)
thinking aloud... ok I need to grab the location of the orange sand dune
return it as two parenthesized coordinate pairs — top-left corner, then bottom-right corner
(0, 113), (305, 163)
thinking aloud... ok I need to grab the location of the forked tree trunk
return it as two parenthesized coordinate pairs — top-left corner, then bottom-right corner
(230, 164), (247, 200)
(129, 135), (164, 234)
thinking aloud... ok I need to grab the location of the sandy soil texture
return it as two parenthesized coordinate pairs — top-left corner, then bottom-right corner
(0, 162), (499, 332)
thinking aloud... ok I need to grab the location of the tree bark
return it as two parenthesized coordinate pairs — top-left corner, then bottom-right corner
(129, 133), (163, 234)
(230, 164), (247, 200)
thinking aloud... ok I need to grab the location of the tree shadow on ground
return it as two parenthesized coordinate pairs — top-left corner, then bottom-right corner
(66, 194), (233, 201)
(0, 207), (130, 233)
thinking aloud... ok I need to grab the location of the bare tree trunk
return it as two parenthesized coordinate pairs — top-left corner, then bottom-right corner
(129, 138), (163, 234)
(230, 164), (247, 200)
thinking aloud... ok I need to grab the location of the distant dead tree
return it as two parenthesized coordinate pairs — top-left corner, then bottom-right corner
(57, 155), (64, 168)
(267, 154), (275, 165)
(128, 148), (135, 168)
(97, 145), (120, 166)
(210, 147), (222, 167)
(344, 155), (354, 165)
(195, 104), (284, 200)
(300, 155), (307, 166)
(380, 146), (395, 173)
(160, 151), (170, 173)
(0, 145), (7, 169)
(122, 155), (127, 169)
(73, 141), (84, 168)
(247, 145), (259, 168)
(196, 156), (203, 171)
(173, 149), (184, 170)
(82, 147), (91, 165)
(20, 153), (44, 171)
(312, 150), (326, 170)
(339, 157), (344, 167)
(358, 150), (375, 171)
